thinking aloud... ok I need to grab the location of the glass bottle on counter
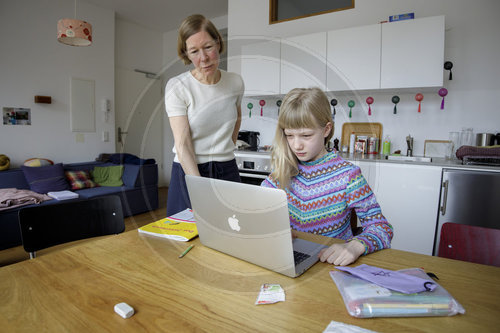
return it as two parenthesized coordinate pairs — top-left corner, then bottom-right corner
(349, 132), (356, 154)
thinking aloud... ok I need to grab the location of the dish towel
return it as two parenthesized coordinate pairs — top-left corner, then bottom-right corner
(335, 264), (436, 294)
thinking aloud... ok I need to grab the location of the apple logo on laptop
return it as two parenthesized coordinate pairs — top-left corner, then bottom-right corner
(228, 214), (241, 231)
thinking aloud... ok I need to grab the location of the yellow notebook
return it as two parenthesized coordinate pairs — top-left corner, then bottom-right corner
(138, 208), (198, 242)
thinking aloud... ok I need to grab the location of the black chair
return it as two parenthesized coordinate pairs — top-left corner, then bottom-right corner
(18, 195), (125, 258)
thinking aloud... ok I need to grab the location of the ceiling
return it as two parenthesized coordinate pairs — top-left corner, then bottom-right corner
(84, 0), (228, 32)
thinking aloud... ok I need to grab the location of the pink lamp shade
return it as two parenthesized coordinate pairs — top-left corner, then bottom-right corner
(57, 18), (92, 46)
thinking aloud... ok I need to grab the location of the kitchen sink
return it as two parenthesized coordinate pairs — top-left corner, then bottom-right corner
(386, 155), (433, 163)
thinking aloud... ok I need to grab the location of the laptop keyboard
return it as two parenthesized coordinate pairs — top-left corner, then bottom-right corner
(293, 251), (311, 266)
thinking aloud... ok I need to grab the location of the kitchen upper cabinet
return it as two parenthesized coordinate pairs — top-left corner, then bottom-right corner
(372, 163), (442, 256)
(230, 15), (445, 95)
(229, 39), (281, 96)
(381, 16), (445, 89)
(280, 32), (327, 94)
(327, 24), (381, 91)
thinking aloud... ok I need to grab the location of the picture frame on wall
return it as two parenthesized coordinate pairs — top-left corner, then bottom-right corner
(270, 0), (355, 24)
(2, 107), (31, 125)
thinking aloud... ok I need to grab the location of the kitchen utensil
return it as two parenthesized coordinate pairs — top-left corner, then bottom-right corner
(460, 128), (474, 146)
(366, 97), (374, 116)
(444, 61), (453, 80)
(259, 99), (265, 116)
(392, 96), (400, 114)
(415, 93), (424, 113)
(238, 130), (260, 150)
(476, 133), (495, 147)
(276, 100), (282, 115)
(449, 131), (460, 158)
(347, 100), (355, 118)
(247, 102), (253, 118)
(438, 88), (448, 110)
(406, 135), (414, 157)
(330, 99), (337, 115)
(424, 140), (453, 158)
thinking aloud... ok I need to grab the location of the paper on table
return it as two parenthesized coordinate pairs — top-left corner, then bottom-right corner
(255, 284), (285, 305)
(335, 264), (436, 294)
(168, 208), (195, 223)
(323, 320), (379, 333)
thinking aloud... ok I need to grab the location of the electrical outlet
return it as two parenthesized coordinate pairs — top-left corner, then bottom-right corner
(102, 131), (109, 142)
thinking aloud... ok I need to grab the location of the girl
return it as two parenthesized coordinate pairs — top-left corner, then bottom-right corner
(262, 87), (393, 266)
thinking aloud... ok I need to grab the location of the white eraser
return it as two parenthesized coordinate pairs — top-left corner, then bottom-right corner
(114, 302), (134, 319)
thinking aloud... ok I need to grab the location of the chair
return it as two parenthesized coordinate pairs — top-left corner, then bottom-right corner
(350, 211), (362, 236)
(438, 222), (500, 267)
(18, 195), (125, 258)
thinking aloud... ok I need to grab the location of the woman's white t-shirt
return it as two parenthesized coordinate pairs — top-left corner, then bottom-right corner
(165, 70), (244, 164)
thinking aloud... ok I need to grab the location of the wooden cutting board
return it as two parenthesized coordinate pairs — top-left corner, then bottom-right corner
(341, 122), (383, 151)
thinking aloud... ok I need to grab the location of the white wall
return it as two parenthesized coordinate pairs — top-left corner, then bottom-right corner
(114, 18), (165, 185)
(228, 0), (500, 155)
(0, 0), (115, 168)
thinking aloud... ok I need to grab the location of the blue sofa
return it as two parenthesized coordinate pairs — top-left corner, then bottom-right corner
(0, 161), (158, 250)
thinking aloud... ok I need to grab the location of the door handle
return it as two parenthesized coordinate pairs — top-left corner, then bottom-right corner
(117, 127), (128, 143)
(440, 180), (449, 216)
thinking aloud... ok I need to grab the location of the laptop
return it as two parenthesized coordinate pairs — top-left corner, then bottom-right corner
(185, 175), (328, 278)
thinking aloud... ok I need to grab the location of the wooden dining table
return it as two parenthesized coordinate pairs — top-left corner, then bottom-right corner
(1, 230), (499, 332)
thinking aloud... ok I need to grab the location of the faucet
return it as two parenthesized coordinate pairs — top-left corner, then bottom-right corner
(406, 135), (414, 157)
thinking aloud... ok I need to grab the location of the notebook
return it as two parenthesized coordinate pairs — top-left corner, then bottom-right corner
(185, 175), (328, 278)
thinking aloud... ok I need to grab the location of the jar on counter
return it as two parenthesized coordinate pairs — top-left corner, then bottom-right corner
(367, 137), (379, 154)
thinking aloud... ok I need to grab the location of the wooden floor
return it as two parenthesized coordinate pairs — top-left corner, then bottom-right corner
(0, 187), (168, 267)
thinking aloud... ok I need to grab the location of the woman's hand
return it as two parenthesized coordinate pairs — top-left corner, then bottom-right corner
(318, 240), (365, 266)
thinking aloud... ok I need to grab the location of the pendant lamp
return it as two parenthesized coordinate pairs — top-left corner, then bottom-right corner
(57, 0), (92, 46)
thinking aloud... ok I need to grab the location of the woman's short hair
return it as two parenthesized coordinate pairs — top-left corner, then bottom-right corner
(177, 14), (225, 65)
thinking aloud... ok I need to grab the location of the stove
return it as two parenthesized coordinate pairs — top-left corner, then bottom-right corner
(234, 150), (271, 185)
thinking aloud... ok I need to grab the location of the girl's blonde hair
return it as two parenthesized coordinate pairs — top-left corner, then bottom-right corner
(270, 87), (334, 189)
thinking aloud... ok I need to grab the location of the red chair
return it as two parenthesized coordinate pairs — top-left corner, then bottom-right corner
(438, 222), (500, 267)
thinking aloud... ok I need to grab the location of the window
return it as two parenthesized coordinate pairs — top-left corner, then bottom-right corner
(270, 0), (354, 24)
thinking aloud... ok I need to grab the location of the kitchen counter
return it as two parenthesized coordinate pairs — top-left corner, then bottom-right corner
(340, 153), (500, 172)
(233, 149), (500, 172)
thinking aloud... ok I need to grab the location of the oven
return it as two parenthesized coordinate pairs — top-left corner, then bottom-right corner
(234, 150), (271, 185)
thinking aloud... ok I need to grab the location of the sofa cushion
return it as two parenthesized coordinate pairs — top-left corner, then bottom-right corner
(21, 163), (70, 194)
(23, 158), (54, 167)
(65, 170), (98, 190)
(91, 165), (124, 187)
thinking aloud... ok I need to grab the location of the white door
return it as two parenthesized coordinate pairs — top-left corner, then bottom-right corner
(115, 68), (165, 186)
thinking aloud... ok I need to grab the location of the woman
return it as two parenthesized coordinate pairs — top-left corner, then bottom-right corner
(165, 14), (244, 216)
(262, 87), (393, 266)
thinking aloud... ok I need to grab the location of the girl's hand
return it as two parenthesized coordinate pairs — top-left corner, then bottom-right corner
(318, 240), (365, 266)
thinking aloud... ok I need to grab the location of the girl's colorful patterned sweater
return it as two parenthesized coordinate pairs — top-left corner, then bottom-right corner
(261, 151), (393, 255)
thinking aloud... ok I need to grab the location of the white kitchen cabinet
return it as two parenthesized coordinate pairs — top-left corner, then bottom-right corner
(372, 163), (442, 255)
(327, 24), (381, 91)
(280, 32), (327, 94)
(231, 16), (444, 96)
(231, 39), (281, 96)
(350, 159), (378, 190)
(381, 16), (445, 89)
